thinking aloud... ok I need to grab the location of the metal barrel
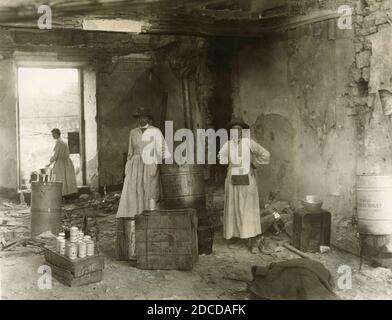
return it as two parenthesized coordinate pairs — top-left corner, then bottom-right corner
(357, 175), (392, 235)
(160, 164), (206, 218)
(30, 182), (63, 238)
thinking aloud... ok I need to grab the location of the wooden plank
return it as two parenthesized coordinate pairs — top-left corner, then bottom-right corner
(116, 217), (136, 261)
(137, 254), (194, 270)
(159, 91), (169, 131)
(282, 10), (340, 31)
(44, 246), (104, 277)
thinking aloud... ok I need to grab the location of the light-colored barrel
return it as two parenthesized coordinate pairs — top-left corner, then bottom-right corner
(160, 164), (206, 219)
(31, 182), (63, 238)
(357, 175), (392, 235)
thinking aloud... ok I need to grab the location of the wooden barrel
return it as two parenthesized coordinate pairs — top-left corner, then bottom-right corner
(31, 182), (63, 238)
(160, 164), (206, 218)
(357, 175), (392, 235)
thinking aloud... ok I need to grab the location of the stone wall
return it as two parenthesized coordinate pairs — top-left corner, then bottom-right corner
(349, 0), (392, 175)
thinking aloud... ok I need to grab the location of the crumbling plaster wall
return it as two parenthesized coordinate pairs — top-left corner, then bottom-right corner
(0, 32), (17, 195)
(350, 0), (392, 175)
(96, 55), (185, 187)
(233, 19), (357, 225)
(97, 36), (212, 187)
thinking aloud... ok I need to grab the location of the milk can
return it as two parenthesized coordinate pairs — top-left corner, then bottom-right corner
(86, 240), (95, 256)
(68, 242), (77, 260)
(78, 241), (87, 258)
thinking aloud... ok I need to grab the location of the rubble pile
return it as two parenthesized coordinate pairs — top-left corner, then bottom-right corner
(0, 192), (120, 255)
(0, 201), (30, 253)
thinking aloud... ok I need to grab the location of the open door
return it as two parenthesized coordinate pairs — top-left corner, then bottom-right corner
(17, 67), (85, 189)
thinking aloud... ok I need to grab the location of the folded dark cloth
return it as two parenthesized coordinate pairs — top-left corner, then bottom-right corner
(248, 258), (340, 300)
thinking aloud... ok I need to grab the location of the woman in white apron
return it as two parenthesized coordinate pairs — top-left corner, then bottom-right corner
(218, 118), (270, 253)
(116, 107), (170, 259)
(47, 128), (78, 197)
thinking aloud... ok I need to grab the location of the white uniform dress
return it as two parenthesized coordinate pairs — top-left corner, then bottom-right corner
(50, 138), (78, 196)
(116, 125), (170, 218)
(218, 137), (270, 239)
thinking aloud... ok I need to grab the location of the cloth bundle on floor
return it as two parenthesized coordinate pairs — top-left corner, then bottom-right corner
(248, 258), (339, 300)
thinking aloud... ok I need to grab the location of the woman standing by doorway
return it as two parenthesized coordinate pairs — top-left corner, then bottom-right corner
(46, 128), (78, 198)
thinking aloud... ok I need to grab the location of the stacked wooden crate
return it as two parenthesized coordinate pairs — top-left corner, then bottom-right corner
(44, 246), (104, 287)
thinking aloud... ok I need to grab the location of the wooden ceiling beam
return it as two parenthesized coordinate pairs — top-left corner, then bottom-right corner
(0, 7), (341, 39)
(0, 14), (287, 38)
(0, 0), (244, 22)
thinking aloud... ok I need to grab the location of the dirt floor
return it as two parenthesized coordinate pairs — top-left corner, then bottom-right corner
(1, 195), (392, 300)
(1, 214), (392, 300)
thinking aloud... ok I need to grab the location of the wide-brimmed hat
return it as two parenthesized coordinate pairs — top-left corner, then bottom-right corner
(133, 106), (152, 118)
(225, 118), (250, 130)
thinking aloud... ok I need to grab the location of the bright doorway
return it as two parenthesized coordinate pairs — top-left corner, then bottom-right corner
(17, 67), (85, 189)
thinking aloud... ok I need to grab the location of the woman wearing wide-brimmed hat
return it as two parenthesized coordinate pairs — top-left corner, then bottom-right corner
(116, 107), (170, 257)
(218, 118), (270, 253)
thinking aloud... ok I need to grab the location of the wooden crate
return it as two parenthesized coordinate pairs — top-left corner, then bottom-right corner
(135, 208), (198, 270)
(48, 263), (103, 287)
(292, 209), (331, 252)
(44, 246), (104, 286)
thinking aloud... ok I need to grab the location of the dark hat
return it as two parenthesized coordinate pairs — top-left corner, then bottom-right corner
(133, 106), (152, 118)
(225, 118), (250, 130)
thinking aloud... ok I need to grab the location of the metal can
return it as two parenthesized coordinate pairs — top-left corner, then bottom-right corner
(86, 240), (95, 256)
(78, 231), (84, 241)
(70, 226), (78, 237)
(83, 235), (91, 241)
(59, 238), (66, 255)
(70, 227), (79, 243)
(56, 236), (64, 252)
(78, 241), (87, 258)
(148, 198), (156, 211)
(58, 232), (65, 238)
(68, 243), (77, 260)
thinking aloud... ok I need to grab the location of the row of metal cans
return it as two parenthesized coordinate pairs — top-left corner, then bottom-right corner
(56, 228), (95, 259)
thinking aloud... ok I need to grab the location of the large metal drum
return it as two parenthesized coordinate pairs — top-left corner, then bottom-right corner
(160, 164), (206, 218)
(31, 182), (63, 238)
(357, 175), (392, 235)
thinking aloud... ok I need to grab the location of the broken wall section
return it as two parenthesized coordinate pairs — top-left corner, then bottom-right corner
(350, 0), (392, 175)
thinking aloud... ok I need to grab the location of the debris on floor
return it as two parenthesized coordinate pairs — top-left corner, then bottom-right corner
(248, 258), (339, 300)
(2, 193), (392, 300)
(0, 191), (120, 255)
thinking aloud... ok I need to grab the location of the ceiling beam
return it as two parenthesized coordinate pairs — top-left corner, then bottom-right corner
(0, 14), (287, 38)
(0, 7), (341, 38)
(0, 0), (244, 22)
